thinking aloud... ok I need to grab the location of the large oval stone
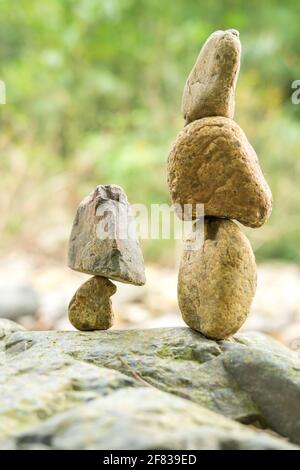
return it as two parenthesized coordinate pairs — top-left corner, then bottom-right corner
(178, 218), (257, 340)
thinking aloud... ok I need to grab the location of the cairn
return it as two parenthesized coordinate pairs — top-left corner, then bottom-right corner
(67, 185), (145, 330)
(167, 30), (272, 339)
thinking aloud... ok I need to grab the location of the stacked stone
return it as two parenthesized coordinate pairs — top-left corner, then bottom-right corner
(167, 30), (272, 340)
(67, 185), (145, 331)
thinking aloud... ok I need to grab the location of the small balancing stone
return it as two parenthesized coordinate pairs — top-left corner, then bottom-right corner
(167, 117), (272, 228)
(182, 29), (241, 124)
(178, 218), (257, 340)
(68, 276), (116, 331)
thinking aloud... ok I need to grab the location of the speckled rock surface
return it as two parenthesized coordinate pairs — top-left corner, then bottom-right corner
(167, 117), (272, 227)
(223, 342), (300, 445)
(178, 218), (257, 339)
(1, 324), (300, 449)
(3, 388), (296, 451)
(68, 185), (146, 286)
(182, 29), (241, 124)
(68, 276), (116, 331)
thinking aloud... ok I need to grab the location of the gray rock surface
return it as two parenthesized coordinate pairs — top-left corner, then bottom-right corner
(0, 324), (299, 449)
(3, 388), (295, 451)
(68, 185), (146, 286)
(182, 29), (241, 124)
(0, 318), (25, 339)
(223, 339), (300, 444)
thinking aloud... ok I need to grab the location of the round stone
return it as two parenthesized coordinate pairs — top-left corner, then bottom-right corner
(178, 218), (257, 340)
(68, 276), (117, 331)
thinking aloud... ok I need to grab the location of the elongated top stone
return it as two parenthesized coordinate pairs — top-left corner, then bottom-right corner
(68, 185), (146, 286)
(182, 29), (241, 124)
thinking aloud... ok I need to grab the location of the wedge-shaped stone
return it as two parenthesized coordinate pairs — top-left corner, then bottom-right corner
(68, 276), (116, 331)
(182, 29), (241, 124)
(167, 117), (272, 228)
(178, 218), (257, 340)
(68, 185), (146, 286)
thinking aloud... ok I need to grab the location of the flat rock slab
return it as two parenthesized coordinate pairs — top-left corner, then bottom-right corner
(0, 322), (299, 449)
(68, 185), (146, 286)
(2, 388), (296, 451)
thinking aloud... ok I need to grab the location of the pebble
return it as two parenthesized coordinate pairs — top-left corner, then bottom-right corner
(68, 276), (116, 331)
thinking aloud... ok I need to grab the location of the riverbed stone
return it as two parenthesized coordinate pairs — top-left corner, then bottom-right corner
(182, 29), (241, 124)
(68, 185), (146, 286)
(167, 117), (272, 228)
(68, 276), (116, 331)
(178, 218), (257, 339)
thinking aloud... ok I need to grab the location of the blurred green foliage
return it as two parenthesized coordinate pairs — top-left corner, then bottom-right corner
(1, 0), (300, 263)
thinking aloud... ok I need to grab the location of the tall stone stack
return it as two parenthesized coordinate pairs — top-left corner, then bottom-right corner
(167, 30), (272, 340)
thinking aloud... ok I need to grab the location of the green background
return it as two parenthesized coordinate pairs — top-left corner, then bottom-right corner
(1, 0), (300, 264)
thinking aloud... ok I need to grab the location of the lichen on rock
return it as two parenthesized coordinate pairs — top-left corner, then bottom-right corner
(0, 323), (299, 449)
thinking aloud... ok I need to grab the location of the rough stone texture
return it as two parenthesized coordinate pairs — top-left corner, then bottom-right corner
(0, 324), (300, 449)
(182, 29), (241, 124)
(0, 318), (25, 337)
(3, 389), (295, 451)
(223, 342), (300, 445)
(167, 117), (272, 228)
(178, 218), (257, 340)
(68, 276), (116, 331)
(68, 185), (146, 286)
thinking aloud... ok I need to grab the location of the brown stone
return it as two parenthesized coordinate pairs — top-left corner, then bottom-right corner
(182, 29), (241, 124)
(178, 218), (257, 340)
(167, 117), (272, 228)
(68, 185), (146, 286)
(68, 276), (116, 331)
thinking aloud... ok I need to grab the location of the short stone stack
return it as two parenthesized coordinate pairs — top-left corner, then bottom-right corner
(167, 29), (273, 339)
(67, 185), (145, 331)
